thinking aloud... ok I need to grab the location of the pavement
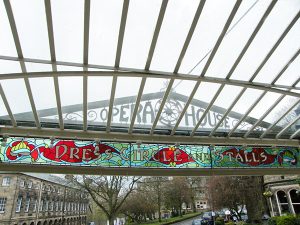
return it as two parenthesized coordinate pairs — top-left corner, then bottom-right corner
(171, 215), (203, 225)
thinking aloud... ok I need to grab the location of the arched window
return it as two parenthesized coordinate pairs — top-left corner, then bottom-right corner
(277, 191), (290, 214)
(290, 189), (300, 214)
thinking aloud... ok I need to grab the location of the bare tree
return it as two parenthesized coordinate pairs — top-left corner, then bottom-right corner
(208, 176), (264, 223)
(67, 175), (140, 225)
(164, 177), (190, 217)
(121, 188), (156, 223)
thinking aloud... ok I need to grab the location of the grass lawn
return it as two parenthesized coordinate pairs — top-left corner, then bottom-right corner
(128, 212), (202, 225)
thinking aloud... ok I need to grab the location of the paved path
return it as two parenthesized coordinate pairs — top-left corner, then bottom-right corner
(171, 215), (202, 225)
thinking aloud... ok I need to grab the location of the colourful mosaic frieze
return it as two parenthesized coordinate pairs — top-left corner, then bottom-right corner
(212, 146), (299, 168)
(0, 138), (299, 168)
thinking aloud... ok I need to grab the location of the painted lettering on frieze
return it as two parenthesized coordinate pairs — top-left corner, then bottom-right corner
(0, 138), (299, 169)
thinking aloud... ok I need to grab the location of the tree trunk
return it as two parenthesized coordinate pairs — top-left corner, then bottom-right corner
(158, 191), (161, 222)
(108, 216), (114, 225)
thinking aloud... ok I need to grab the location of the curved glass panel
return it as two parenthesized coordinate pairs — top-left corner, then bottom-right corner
(0, 1), (17, 57)
(10, 0), (50, 60)
(0, 60), (21, 74)
(231, 1), (300, 81)
(0, 79), (34, 121)
(150, 0), (200, 72)
(178, 0), (236, 75)
(111, 77), (142, 128)
(87, 76), (112, 126)
(52, 0), (84, 63)
(89, 0), (123, 66)
(58, 77), (83, 125)
(120, 0), (161, 69)
(205, 0), (272, 79)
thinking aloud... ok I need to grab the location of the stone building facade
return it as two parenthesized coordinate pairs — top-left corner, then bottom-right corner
(264, 175), (300, 217)
(0, 173), (89, 225)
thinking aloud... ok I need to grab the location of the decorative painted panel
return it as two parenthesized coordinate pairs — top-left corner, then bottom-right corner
(0, 137), (299, 169)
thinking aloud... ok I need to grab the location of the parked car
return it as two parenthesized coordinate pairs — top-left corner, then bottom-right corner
(201, 212), (214, 225)
(192, 219), (203, 225)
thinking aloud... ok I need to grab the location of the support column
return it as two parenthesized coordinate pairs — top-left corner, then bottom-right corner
(269, 197), (274, 217)
(275, 192), (282, 216)
(287, 191), (295, 215)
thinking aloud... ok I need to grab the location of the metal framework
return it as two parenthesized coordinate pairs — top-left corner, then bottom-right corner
(0, 0), (299, 147)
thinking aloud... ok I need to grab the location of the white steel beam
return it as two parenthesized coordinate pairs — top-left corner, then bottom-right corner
(83, 0), (90, 66)
(227, 92), (265, 137)
(0, 71), (300, 97)
(261, 98), (300, 138)
(290, 128), (300, 139)
(171, 81), (201, 135)
(106, 75), (117, 132)
(4, 0), (41, 129)
(226, 11), (300, 136)
(190, 1), (241, 136)
(243, 49), (300, 138)
(45, 0), (64, 130)
(209, 88), (246, 136)
(244, 95), (285, 138)
(145, 0), (168, 70)
(150, 78), (175, 135)
(174, 0), (206, 73)
(225, 0), (277, 79)
(249, 10), (300, 82)
(0, 84), (17, 127)
(128, 77), (146, 134)
(191, 84), (224, 136)
(82, 0), (91, 131)
(200, 0), (242, 77)
(130, 0), (168, 134)
(115, 0), (129, 68)
(276, 114), (300, 139)
(1, 126), (299, 147)
(83, 69), (88, 131)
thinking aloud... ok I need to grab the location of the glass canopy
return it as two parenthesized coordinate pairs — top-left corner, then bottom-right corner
(0, 0), (299, 147)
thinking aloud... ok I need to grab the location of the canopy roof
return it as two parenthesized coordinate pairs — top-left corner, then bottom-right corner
(0, 0), (300, 146)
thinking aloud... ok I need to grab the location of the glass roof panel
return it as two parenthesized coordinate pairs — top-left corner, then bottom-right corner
(157, 80), (196, 129)
(275, 56), (300, 86)
(0, 96), (8, 116)
(205, 0), (272, 79)
(58, 77), (83, 124)
(178, 0), (236, 75)
(248, 92), (281, 119)
(87, 76), (112, 125)
(25, 62), (52, 73)
(231, 88), (264, 114)
(57, 65), (83, 71)
(213, 88), (263, 133)
(150, 0), (200, 72)
(52, 0), (84, 63)
(29, 77), (57, 119)
(264, 95), (298, 124)
(0, 79), (34, 120)
(120, 0), (161, 69)
(10, 0), (50, 60)
(132, 78), (169, 129)
(111, 77), (142, 127)
(253, 20), (300, 84)
(89, 0), (123, 66)
(0, 1), (17, 57)
(178, 82), (221, 129)
(0, 60), (21, 74)
(230, 1), (300, 81)
(214, 85), (243, 109)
